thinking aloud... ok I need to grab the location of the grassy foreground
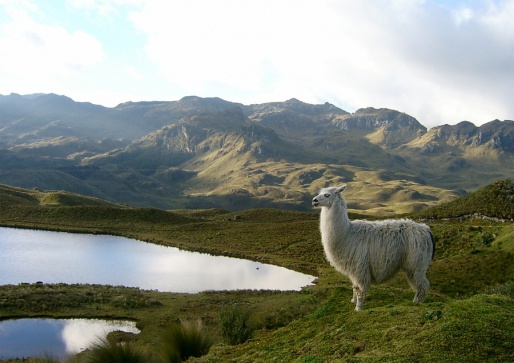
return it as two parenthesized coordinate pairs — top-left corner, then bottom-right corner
(0, 184), (513, 362)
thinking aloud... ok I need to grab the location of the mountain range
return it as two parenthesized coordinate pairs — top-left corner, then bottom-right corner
(1, 92), (513, 213)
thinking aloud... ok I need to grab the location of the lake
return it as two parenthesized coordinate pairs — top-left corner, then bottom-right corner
(0, 227), (315, 292)
(0, 318), (139, 359)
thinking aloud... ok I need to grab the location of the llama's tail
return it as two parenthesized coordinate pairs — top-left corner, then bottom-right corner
(429, 230), (435, 260)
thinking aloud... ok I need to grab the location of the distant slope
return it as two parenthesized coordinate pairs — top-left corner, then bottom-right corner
(415, 179), (514, 219)
(398, 120), (514, 190)
(1, 93), (514, 212)
(0, 183), (118, 208)
(0, 183), (194, 230)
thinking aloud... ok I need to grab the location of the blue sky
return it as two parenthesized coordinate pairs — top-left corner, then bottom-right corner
(1, 0), (513, 128)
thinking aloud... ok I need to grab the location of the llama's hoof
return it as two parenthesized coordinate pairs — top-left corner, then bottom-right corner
(354, 307), (362, 312)
(413, 294), (426, 303)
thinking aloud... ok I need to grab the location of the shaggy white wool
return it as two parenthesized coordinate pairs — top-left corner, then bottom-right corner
(313, 185), (434, 312)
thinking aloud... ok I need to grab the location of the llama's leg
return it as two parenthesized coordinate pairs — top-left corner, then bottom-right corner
(413, 275), (430, 303)
(405, 271), (430, 303)
(351, 285), (358, 304)
(353, 286), (366, 312)
(353, 273), (370, 311)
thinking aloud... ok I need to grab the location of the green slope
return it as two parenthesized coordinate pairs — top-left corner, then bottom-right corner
(197, 291), (513, 363)
(0, 183), (513, 362)
(416, 179), (514, 220)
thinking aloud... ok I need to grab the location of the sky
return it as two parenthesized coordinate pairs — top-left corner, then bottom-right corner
(1, 0), (513, 128)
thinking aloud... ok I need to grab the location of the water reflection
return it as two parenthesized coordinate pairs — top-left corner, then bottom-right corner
(0, 318), (139, 359)
(0, 227), (315, 292)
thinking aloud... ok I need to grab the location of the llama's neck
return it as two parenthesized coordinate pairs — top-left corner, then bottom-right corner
(320, 200), (351, 250)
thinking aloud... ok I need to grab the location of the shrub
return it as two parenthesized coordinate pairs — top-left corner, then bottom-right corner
(85, 338), (147, 363)
(219, 307), (255, 345)
(484, 280), (514, 298)
(160, 320), (213, 362)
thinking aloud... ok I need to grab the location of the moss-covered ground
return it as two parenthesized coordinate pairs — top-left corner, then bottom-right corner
(0, 185), (513, 362)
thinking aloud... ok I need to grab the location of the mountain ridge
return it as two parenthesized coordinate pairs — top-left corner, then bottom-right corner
(1, 93), (513, 212)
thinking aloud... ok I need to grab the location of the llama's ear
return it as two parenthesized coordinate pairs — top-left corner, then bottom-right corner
(336, 184), (347, 193)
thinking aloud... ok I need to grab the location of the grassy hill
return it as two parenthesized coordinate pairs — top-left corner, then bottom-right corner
(198, 292), (513, 362)
(0, 183), (513, 362)
(416, 179), (514, 220)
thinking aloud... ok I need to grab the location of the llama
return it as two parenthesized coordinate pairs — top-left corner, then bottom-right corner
(312, 185), (434, 311)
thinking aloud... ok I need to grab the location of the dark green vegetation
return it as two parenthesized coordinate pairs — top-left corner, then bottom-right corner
(416, 179), (514, 220)
(2, 93), (514, 213)
(219, 307), (256, 345)
(81, 338), (147, 363)
(159, 321), (213, 362)
(1, 183), (514, 362)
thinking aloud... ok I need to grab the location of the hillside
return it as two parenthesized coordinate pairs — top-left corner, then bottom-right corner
(1, 93), (514, 212)
(0, 183), (513, 362)
(416, 179), (514, 220)
(0, 184), (117, 208)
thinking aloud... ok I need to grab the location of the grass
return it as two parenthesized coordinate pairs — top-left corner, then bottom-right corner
(85, 338), (147, 363)
(219, 307), (256, 345)
(0, 184), (513, 362)
(159, 320), (213, 363)
(195, 292), (514, 363)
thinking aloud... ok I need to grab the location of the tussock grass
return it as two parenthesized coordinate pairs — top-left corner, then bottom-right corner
(159, 320), (213, 363)
(219, 307), (255, 345)
(85, 338), (147, 363)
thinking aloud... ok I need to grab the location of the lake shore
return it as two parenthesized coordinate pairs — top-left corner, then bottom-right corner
(1, 191), (513, 362)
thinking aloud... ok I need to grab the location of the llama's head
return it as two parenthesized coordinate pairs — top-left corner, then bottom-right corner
(312, 185), (347, 208)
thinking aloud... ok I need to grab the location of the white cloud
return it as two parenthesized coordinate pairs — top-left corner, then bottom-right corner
(69, 0), (143, 17)
(1, 0), (514, 127)
(125, 65), (143, 80)
(0, 1), (103, 95)
(454, 7), (474, 24)
(130, 0), (514, 127)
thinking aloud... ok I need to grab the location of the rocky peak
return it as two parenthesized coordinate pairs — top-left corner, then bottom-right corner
(249, 98), (347, 119)
(136, 107), (248, 152)
(177, 96), (244, 112)
(332, 108), (427, 149)
(475, 120), (514, 153)
(333, 107), (426, 133)
(410, 119), (514, 156)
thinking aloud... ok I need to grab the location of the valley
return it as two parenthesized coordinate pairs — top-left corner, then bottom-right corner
(1, 93), (514, 361)
(2, 93), (514, 213)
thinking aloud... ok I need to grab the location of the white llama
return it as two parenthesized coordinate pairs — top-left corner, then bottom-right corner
(312, 185), (434, 311)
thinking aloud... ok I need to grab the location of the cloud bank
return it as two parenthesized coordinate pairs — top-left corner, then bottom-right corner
(1, 0), (513, 128)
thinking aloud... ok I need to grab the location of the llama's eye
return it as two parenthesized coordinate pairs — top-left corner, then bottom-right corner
(324, 193), (330, 198)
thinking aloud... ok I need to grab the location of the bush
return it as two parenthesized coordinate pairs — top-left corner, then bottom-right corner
(85, 338), (147, 363)
(485, 280), (514, 298)
(160, 320), (213, 362)
(219, 307), (255, 345)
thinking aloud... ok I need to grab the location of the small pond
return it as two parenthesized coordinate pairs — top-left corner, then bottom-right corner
(0, 318), (139, 359)
(0, 227), (315, 292)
